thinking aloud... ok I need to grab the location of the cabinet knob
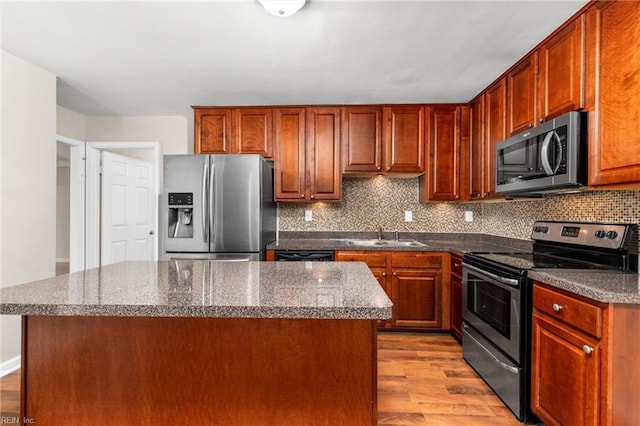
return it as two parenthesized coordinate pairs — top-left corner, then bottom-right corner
(552, 303), (563, 312)
(382, 272), (386, 277)
(455, 195), (459, 199)
(539, 118), (544, 124)
(454, 263), (461, 267)
(377, 166), (381, 171)
(300, 194), (305, 199)
(387, 167), (391, 171)
(392, 272), (397, 276)
(528, 123), (533, 128)
(583, 345), (594, 355)
(310, 195), (314, 199)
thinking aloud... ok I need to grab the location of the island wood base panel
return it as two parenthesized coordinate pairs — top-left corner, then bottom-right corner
(21, 316), (378, 425)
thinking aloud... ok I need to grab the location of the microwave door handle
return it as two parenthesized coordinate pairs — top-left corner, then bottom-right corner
(540, 131), (562, 176)
(202, 160), (208, 243)
(462, 263), (520, 287)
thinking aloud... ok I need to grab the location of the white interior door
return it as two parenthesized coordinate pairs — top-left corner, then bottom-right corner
(101, 151), (154, 266)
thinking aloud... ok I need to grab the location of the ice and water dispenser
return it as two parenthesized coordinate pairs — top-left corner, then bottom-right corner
(167, 193), (193, 238)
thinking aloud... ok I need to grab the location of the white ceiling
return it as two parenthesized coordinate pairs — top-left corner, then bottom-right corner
(1, 0), (589, 117)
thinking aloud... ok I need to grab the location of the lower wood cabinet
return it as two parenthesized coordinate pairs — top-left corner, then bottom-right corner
(531, 282), (640, 426)
(336, 251), (450, 331)
(449, 254), (463, 342)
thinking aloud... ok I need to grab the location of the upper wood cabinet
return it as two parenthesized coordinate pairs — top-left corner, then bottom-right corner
(306, 107), (342, 201)
(537, 16), (585, 124)
(273, 108), (306, 201)
(273, 107), (341, 202)
(420, 105), (467, 202)
(233, 108), (273, 158)
(507, 56), (537, 135)
(466, 94), (486, 200)
(585, 1), (640, 187)
(194, 108), (233, 154)
(194, 107), (272, 158)
(341, 106), (383, 174)
(484, 78), (507, 197)
(382, 106), (425, 174)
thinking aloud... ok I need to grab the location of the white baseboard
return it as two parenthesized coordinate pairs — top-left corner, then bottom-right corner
(0, 355), (21, 377)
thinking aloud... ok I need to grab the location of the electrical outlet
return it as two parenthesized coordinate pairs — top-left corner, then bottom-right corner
(404, 211), (413, 222)
(304, 210), (313, 222)
(464, 211), (474, 222)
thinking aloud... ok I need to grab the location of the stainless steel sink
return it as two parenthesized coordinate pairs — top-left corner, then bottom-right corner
(343, 239), (426, 248)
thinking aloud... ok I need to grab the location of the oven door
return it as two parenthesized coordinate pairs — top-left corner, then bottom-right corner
(462, 263), (522, 363)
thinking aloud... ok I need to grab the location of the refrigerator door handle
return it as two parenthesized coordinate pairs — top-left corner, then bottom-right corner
(202, 160), (208, 243)
(209, 162), (216, 249)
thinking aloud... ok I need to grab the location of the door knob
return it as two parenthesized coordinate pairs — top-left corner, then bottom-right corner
(149, 230), (155, 235)
(583, 345), (594, 354)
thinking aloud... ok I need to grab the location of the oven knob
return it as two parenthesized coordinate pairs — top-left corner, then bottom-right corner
(595, 230), (606, 239)
(606, 231), (618, 239)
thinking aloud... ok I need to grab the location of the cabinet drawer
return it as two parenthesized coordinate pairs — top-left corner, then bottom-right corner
(392, 253), (442, 269)
(533, 284), (603, 339)
(335, 251), (387, 268)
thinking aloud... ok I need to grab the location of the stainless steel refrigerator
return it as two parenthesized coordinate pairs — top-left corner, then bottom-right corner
(162, 154), (276, 260)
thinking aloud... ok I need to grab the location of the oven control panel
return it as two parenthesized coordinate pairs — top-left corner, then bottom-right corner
(531, 221), (632, 250)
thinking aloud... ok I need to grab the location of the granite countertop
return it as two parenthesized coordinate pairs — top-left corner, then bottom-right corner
(268, 231), (533, 256)
(529, 270), (640, 304)
(270, 232), (640, 305)
(0, 261), (392, 320)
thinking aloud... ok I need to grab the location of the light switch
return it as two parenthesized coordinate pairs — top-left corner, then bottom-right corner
(404, 211), (413, 222)
(305, 210), (313, 222)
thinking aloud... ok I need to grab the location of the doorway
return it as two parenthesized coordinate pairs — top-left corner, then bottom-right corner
(56, 137), (160, 272)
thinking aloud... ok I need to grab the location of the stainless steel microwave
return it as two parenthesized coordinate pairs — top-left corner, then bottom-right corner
(495, 111), (586, 195)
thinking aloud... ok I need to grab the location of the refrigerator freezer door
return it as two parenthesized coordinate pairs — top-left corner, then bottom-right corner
(162, 155), (209, 253)
(210, 155), (261, 253)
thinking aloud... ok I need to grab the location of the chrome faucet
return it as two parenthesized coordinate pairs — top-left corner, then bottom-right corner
(377, 226), (383, 241)
(395, 230), (399, 241)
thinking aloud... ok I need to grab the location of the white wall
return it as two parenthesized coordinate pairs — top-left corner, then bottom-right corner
(56, 165), (70, 260)
(85, 115), (190, 155)
(57, 105), (87, 141)
(1, 50), (57, 367)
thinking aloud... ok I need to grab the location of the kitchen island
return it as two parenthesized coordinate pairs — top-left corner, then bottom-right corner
(0, 260), (391, 426)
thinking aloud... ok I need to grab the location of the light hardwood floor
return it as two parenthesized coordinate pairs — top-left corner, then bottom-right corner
(0, 333), (523, 424)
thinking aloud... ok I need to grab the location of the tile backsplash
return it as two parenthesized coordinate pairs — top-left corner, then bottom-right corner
(278, 177), (640, 242)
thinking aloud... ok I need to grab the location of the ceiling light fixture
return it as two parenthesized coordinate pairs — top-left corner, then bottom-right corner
(257, 0), (306, 17)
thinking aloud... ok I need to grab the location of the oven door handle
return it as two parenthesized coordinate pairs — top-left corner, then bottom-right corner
(462, 263), (520, 287)
(463, 324), (520, 375)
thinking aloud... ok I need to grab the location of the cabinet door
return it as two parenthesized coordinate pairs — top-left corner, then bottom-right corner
(274, 108), (306, 201)
(341, 106), (382, 173)
(531, 312), (601, 426)
(449, 255), (463, 341)
(422, 105), (461, 201)
(306, 107), (342, 201)
(586, 2), (640, 187)
(234, 108), (273, 158)
(538, 16), (584, 123)
(194, 108), (233, 154)
(467, 94), (485, 199)
(371, 268), (391, 329)
(484, 78), (507, 197)
(391, 270), (442, 329)
(383, 106), (425, 173)
(507, 56), (536, 135)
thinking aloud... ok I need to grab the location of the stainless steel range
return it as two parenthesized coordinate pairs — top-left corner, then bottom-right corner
(462, 221), (638, 423)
